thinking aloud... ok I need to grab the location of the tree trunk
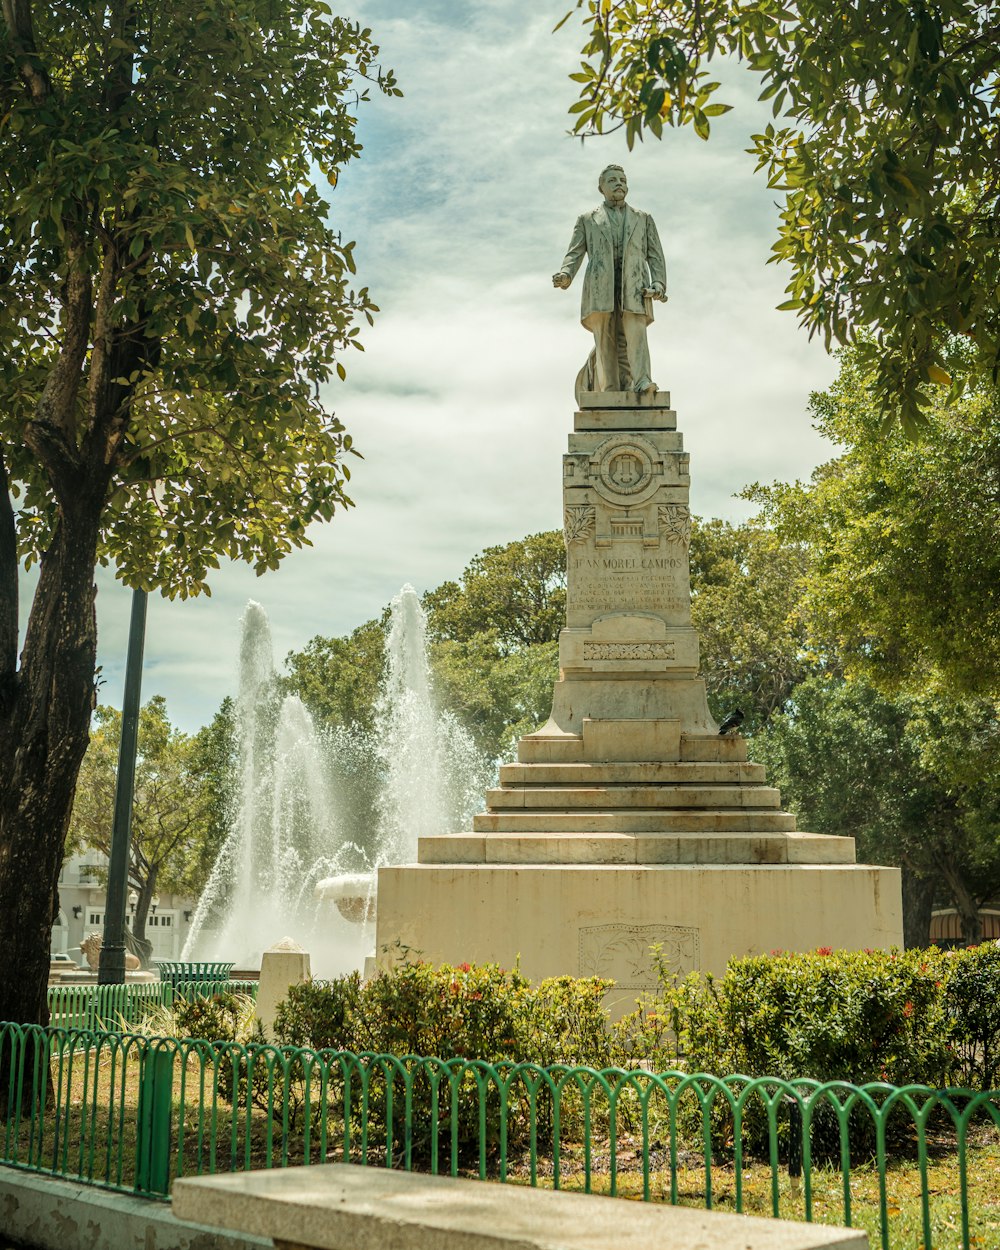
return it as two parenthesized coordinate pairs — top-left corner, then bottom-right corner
(132, 864), (158, 946)
(937, 856), (984, 945)
(0, 505), (101, 1107)
(900, 867), (936, 949)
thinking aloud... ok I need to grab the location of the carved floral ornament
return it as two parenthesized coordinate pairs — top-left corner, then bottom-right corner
(564, 504), (596, 544)
(658, 504), (691, 547)
(583, 641), (676, 661)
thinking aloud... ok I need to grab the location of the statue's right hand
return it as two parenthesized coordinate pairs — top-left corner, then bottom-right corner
(552, 272), (571, 289)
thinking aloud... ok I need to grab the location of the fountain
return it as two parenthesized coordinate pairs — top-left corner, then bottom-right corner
(186, 590), (491, 977)
(183, 602), (372, 976)
(314, 584), (490, 930)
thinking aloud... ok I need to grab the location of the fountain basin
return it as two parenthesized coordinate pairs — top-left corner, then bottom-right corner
(315, 873), (377, 925)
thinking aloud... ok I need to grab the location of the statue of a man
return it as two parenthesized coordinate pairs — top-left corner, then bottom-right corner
(553, 164), (666, 396)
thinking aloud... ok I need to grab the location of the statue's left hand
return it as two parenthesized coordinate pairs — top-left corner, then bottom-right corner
(644, 284), (667, 302)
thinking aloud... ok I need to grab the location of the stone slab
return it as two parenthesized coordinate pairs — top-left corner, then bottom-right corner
(375, 863), (903, 1017)
(418, 831), (857, 866)
(681, 735), (749, 762)
(568, 430), (683, 452)
(579, 389), (672, 407)
(0, 1167), (268, 1250)
(572, 410), (678, 431)
(472, 809), (798, 834)
(537, 680), (720, 742)
(485, 784), (782, 810)
(172, 1161), (868, 1250)
(499, 762), (767, 785)
(582, 717), (681, 762)
(518, 730), (749, 764)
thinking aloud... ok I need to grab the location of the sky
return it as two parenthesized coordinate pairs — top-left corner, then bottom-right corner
(52, 1), (842, 734)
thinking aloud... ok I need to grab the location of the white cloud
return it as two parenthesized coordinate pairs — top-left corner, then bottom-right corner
(64, 0), (840, 733)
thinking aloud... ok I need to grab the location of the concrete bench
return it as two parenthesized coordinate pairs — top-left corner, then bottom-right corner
(173, 1163), (868, 1250)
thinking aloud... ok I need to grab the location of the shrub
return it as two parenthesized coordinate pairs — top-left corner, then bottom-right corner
(352, 960), (532, 1062)
(235, 960), (613, 1166)
(345, 961), (613, 1166)
(689, 947), (952, 1088)
(170, 991), (257, 1045)
(943, 942), (1000, 1089)
(273, 974), (361, 1051)
(615, 947), (955, 1159)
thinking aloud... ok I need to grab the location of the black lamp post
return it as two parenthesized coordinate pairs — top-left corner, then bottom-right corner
(98, 588), (148, 985)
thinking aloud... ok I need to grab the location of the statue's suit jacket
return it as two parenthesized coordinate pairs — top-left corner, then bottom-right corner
(558, 203), (667, 329)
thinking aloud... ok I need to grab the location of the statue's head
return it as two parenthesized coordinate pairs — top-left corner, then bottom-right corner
(598, 164), (628, 203)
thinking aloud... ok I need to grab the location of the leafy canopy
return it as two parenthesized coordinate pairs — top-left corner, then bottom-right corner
(423, 532), (568, 655)
(1, 0), (399, 594)
(756, 674), (1000, 943)
(67, 695), (218, 905)
(689, 515), (818, 731)
(749, 350), (1000, 695)
(560, 0), (1000, 432)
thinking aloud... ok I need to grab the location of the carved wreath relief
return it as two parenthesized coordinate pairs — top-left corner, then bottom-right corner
(564, 505), (596, 545)
(578, 924), (701, 989)
(658, 504), (691, 547)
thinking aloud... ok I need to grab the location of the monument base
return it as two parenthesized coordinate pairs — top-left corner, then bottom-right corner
(374, 860), (902, 1016)
(372, 393), (903, 1007)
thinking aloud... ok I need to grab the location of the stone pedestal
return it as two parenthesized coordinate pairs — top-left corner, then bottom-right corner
(375, 393), (902, 1009)
(256, 938), (311, 1039)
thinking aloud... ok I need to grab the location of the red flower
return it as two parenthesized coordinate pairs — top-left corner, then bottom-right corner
(903, 1001), (914, 1018)
(816, 946), (833, 956)
(458, 962), (471, 973)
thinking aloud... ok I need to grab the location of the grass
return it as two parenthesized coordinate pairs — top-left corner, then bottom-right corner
(526, 1132), (1000, 1250)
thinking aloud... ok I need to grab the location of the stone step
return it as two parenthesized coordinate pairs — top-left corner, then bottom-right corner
(485, 785), (782, 811)
(472, 809), (798, 835)
(517, 733), (748, 765)
(418, 831), (855, 866)
(499, 762), (767, 786)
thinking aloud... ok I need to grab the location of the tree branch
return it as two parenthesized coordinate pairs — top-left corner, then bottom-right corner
(24, 230), (93, 495)
(1, 0), (51, 103)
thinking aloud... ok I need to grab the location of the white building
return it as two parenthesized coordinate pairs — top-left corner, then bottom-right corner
(53, 849), (198, 965)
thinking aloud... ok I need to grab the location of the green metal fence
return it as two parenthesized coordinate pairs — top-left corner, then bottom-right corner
(46, 981), (258, 1031)
(1, 1020), (998, 1249)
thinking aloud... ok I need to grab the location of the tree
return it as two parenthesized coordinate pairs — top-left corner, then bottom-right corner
(561, 0), (1000, 430)
(430, 636), (560, 761)
(423, 531), (567, 653)
(188, 696), (237, 903)
(749, 352), (1000, 696)
(755, 676), (1000, 947)
(0, 1), (397, 1031)
(689, 515), (820, 732)
(67, 696), (217, 945)
(284, 619), (387, 735)
(422, 531), (567, 758)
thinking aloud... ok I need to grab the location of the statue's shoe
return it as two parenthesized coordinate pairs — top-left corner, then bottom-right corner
(634, 377), (658, 395)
